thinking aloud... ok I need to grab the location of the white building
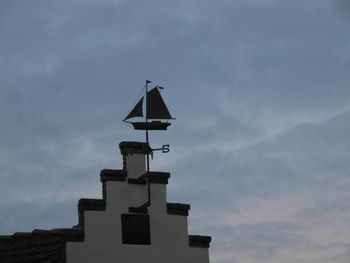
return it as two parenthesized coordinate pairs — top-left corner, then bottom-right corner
(67, 141), (211, 263)
(0, 141), (211, 263)
(1, 83), (211, 262)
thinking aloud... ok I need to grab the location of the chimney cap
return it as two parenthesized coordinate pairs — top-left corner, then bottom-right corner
(119, 141), (151, 155)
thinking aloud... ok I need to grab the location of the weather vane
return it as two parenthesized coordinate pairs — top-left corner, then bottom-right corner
(123, 80), (175, 208)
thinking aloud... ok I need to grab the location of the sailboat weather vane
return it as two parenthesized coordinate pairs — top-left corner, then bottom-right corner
(123, 80), (174, 208)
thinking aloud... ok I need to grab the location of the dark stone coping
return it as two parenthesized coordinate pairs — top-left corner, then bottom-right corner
(128, 178), (147, 184)
(189, 235), (212, 248)
(100, 169), (126, 201)
(78, 198), (106, 211)
(148, 171), (170, 184)
(100, 170), (169, 184)
(100, 169), (127, 182)
(128, 207), (148, 214)
(127, 172), (170, 185)
(119, 141), (151, 155)
(78, 198), (106, 228)
(167, 203), (190, 216)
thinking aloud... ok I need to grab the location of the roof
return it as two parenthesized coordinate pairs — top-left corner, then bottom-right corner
(0, 228), (83, 263)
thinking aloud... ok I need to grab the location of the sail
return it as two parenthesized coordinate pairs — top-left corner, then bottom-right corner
(147, 87), (173, 119)
(124, 96), (144, 120)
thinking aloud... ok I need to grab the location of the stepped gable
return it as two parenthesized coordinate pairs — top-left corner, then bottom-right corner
(1, 81), (212, 262)
(1, 140), (212, 262)
(69, 140), (212, 260)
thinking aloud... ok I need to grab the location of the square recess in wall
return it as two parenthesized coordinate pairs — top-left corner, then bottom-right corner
(121, 214), (151, 245)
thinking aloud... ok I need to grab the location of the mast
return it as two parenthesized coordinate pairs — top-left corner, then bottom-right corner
(124, 80), (174, 210)
(145, 80), (151, 207)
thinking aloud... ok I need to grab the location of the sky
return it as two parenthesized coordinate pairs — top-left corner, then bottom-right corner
(1, 0), (350, 262)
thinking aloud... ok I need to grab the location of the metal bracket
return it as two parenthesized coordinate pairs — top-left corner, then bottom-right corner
(152, 144), (170, 153)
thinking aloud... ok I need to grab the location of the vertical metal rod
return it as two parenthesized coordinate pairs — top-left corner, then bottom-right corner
(145, 80), (151, 207)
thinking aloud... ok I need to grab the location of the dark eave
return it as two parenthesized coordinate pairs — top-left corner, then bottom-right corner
(0, 236), (65, 263)
(0, 228), (84, 263)
(1, 228), (84, 242)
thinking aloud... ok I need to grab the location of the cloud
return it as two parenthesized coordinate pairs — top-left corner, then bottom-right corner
(332, 0), (350, 18)
(185, 110), (350, 263)
(1, 0), (350, 262)
(220, 196), (308, 226)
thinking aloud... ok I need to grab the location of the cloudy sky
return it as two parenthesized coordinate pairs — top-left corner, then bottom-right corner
(1, 0), (350, 262)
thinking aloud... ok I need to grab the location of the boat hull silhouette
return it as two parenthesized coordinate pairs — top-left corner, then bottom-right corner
(132, 121), (171, 130)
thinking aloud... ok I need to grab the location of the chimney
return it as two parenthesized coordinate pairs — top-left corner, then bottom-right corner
(119, 141), (150, 179)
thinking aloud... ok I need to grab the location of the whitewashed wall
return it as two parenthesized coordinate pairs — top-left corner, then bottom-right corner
(67, 145), (210, 263)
